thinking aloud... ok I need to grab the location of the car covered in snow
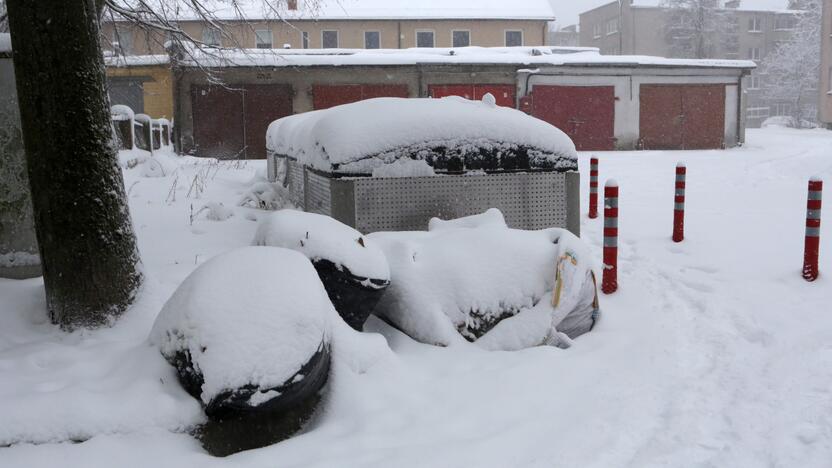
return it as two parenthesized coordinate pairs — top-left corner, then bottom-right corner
(266, 95), (580, 234)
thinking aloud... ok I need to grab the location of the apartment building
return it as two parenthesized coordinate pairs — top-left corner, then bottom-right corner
(579, 0), (804, 126)
(101, 0), (555, 55)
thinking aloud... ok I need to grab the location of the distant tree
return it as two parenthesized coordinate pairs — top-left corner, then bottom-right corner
(0, 1), (7, 33)
(660, 0), (732, 59)
(6, 0), (143, 329)
(758, 0), (821, 125)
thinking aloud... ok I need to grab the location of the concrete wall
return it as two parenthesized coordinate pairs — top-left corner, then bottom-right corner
(0, 53), (41, 279)
(107, 64), (174, 119)
(101, 19), (549, 55)
(518, 66), (746, 149)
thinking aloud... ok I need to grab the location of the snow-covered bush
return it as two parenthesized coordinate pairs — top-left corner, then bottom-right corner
(140, 151), (180, 177)
(369, 210), (599, 349)
(253, 210), (390, 330)
(149, 247), (333, 455)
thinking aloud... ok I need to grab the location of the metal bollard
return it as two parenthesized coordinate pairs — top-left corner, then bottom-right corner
(589, 157), (599, 219)
(602, 179), (619, 294)
(803, 177), (823, 281)
(673, 162), (686, 243)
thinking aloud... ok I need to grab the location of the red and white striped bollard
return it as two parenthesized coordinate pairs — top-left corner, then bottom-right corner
(673, 162), (686, 243)
(803, 177), (823, 281)
(589, 157), (599, 219)
(602, 179), (618, 294)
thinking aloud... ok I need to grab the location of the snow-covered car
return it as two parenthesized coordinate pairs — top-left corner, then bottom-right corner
(266, 95), (580, 234)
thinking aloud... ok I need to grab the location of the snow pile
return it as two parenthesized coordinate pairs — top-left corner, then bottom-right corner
(762, 115), (798, 128)
(372, 158), (436, 178)
(149, 246), (333, 407)
(369, 211), (596, 348)
(194, 202), (234, 222)
(110, 105), (135, 121)
(253, 210), (389, 281)
(238, 170), (297, 210)
(267, 97), (577, 174)
(140, 152), (181, 178)
(428, 208), (507, 231)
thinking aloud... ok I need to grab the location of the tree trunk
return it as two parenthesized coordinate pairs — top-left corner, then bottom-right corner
(5, 0), (142, 329)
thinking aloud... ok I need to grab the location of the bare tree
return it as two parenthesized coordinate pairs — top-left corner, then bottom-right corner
(758, 0), (821, 126)
(661, 0), (732, 59)
(0, 0), (8, 33)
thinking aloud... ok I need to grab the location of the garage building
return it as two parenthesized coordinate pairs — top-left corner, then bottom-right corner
(168, 47), (754, 158)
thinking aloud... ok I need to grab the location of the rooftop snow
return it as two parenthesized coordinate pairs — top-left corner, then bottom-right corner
(266, 96), (577, 174)
(109, 0), (556, 21)
(177, 46), (756, 70)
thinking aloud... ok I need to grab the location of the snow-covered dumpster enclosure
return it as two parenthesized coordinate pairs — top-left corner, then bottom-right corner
(266, 96), (581, 235)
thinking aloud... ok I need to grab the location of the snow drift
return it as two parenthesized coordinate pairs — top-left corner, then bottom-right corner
(253, 210), (390, 330)
(368, 209), (599, 349)
(149, 246), (332, 415)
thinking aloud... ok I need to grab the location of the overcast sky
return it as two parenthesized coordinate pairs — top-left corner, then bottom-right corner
(549, 0), (792, 28)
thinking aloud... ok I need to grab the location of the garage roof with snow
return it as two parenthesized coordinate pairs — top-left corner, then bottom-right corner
(266, 96), (578, 174)
(178, 46), (756, 70)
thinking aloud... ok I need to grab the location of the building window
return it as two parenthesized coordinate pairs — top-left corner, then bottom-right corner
(606, 19), (618, 35)
(505, 30), (523, 47)
(113, 27), (132, 54)
(364, 31), (380, 49)
(322, 30), (339, 49)
(749, 47), (761, 60)
(773, 102), (793, 115)
(255, 29), (273, 49)
(747, 107), (770, 119)
(774, 15), (795, 30)
(202, 27), (221, 47)
(287, 0), (298, 10)
(416, 30), (435, 48)
(593, 23), (602, 39)
(302, 31), (309, 49)
(749, 75), (762, 89)
(748, 17), (762, 32)
(452, 30), (470, 48)
(727, 17), (739, 33)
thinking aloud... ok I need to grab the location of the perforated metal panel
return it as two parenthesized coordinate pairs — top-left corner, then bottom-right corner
(350, 172), (568, 232)
(275, 156), (577, 235)
(286, 158), (305, 206)
(305, 170), (332, 215)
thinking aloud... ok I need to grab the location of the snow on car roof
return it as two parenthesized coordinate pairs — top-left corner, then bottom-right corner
(266, 96), (577, 173)
(178, 46), (756, 70)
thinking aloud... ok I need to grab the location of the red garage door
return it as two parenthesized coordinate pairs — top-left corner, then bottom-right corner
(312, 84), (409, 110)
(639, 84), (725, 150)
(192, 84), (293, 159)
(243, 84), (293, 159)
(529, 85), (616, 151)
(429, 84), (516, 108)
(192, 85), (244, 159)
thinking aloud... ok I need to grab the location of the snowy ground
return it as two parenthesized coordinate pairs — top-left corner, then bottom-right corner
(1, 127), (831, 467)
